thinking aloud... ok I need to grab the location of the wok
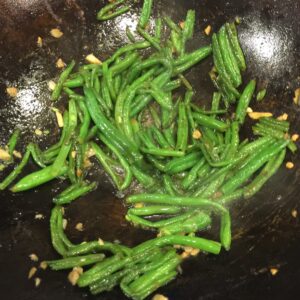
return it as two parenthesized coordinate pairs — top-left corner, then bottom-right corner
(0, 0), (300, 299)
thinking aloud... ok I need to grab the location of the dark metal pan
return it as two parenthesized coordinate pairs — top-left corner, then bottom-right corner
(0, 0), (300, 299)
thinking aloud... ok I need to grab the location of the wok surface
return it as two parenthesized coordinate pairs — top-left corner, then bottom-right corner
(0, 0), (300, 299)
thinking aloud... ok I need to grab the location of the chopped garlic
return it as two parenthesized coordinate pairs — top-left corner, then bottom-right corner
(291, 134), (299, 142)
(63, 218), (68, 230)
(75, 222), (84, 231)
(50, 28), (63, 38)
(190, 248), (200, 256)
(181, 251), (190, 259)
(86, 147), (96, 158)
(35, 213), (44, 220)
(277, 113), (288, 121)
(83, 158), (92, 168)
(71, 150), (77, 159)
(6, 87), (18, 97)
(48, 80), (56, 91)
(68, 267), (83, 286)
(286, 162), (294, 169)
(13, 150), (22, 159)
(291, 209), (298, 218)
(0, 148), (11, 161)
(246, 107), (253, 113)
(85, 53), (102, 65)
(293, 88), (300, 105)
(51, 108), (64, 127)
(35, 129), (43, 136)
(28, 267), (37, 279)
(34, 277), (41, 287)
(152, 294), (169, 300)
(248, 112), (273, 120)
(204, 25), (212, 36)
(179, 21), (185, 29)
(134, 203), (144, 208)
(37, 36), (43, 47)
(29, 253), (39, 262)
(40, 261), (48, 270)
(56, 58), (66, 69)
(192, 129), (202, 140)
(98, 238), (104, 246)
(270, 268), (279, 276)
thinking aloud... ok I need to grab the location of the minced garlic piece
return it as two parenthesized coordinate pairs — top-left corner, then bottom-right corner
(204, 25), (212, 36)
(86, 147), (96, 158)
(75, 223), (84, 231)
(34, 277), (41, 287)
(0, 148), (11, 161)
(71, 151), (77, 159)
(98, 238), (104, 246)
(192, 129), (202, 140)
(181, 251), (190, 259)
(248, 112), (273, 120)
(40, 261), (48, 270)
(246, 107), (253, 113)
(48, 80), (56, 91)
(291, 134), (299, 142)
(286, 162), (294, 169)
(83, 158), (92, 168)
(277, 113), (288, 121)
(56, 58), (66, 69)
(13, 150), (22, 159)
(51, 108), (64, 127)
(179, 21), (185, 29)
(28, 267), (37, 279)
(190, 248), (200, 256)
(134, 203), (144, 208)
(68, 267), (83, 286)
(35, 213), (44, 220)
(6, 87), (18, 97)
(85, 54), (102, 65)
(37, 36), (43, 47)
(152, 294), (169, 300)
(293, 88), (300, 105)
(35, 129), (43, 136)
(270, 268), (279, 276)
(291, 209), (298, 218)
(29, 253), (39, 262)
(50, 28), (63, 38)
(63, 218), (68, 230)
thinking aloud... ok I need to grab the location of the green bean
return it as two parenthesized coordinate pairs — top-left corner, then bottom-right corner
(155, 18), (162, 40)
(137, 26), (161, 51)
(64, 76), (84, 88)
(110, 52), (139, 76)
(51, 142), (72, 177)
(126, 26), (136, 43)
(151, 126), (170, 149)
(28, 143), (46, 168)
(97, 0), (129, 21)
(259, 117), (289, 132)
(244, 149), (286, 198)
(102, 62), (116, 103)
(161, 97), (180, 129)
(235, 79), (256, 124)
(77, 101), (91, 144)
(133, 235), (222, 255)
(218, 189), (243, 206)
(8, 128), (20, 157)
(0, 146), (31, 190)
(138, 131), (157, 149)
(160, 211), (211, 236)
(131, 165), (156, 189)
(64, 98), (78, 144)
(164, 79), (181, 92)
(129, 206), (184, 216)
(163, 126), (176, 148)
(56, 206), (74, 248)
(47, 254), (105, 270)
(218, 26), (241, 87)
(164, 152), (201, 175)
(50, 206), (67, 256)
(173, 45), (212, 75)
(181, 157), (206, 189)
(141, 147), (184, 157)
(225, 23), (246, 71)
(138, 0), (153, 29)
(193, 112), (229, 132)
(99, 134), (133, 190)
(149, 105), (161, 128)
(176, 103), (188, 151)
(52, 60), (75, 101)
(220, 211), (231, 250)
(54, 182), (97, 204)
(221, 139), (289, 195)
(150, 85), (172, 110)
(181, 10), (195, 55)
(253, 124), (286, 140)
(171, 30), (182, 54)
(11, 164), (68, 192)
(256, 88), (267, 102)
(84, 86), (141, 163)
(163, 175), (176, 195)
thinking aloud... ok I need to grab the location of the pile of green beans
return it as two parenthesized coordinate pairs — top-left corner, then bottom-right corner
(0, 1), (297, 299)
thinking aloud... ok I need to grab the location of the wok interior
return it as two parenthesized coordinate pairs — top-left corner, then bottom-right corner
(0, 0), (300, 299)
